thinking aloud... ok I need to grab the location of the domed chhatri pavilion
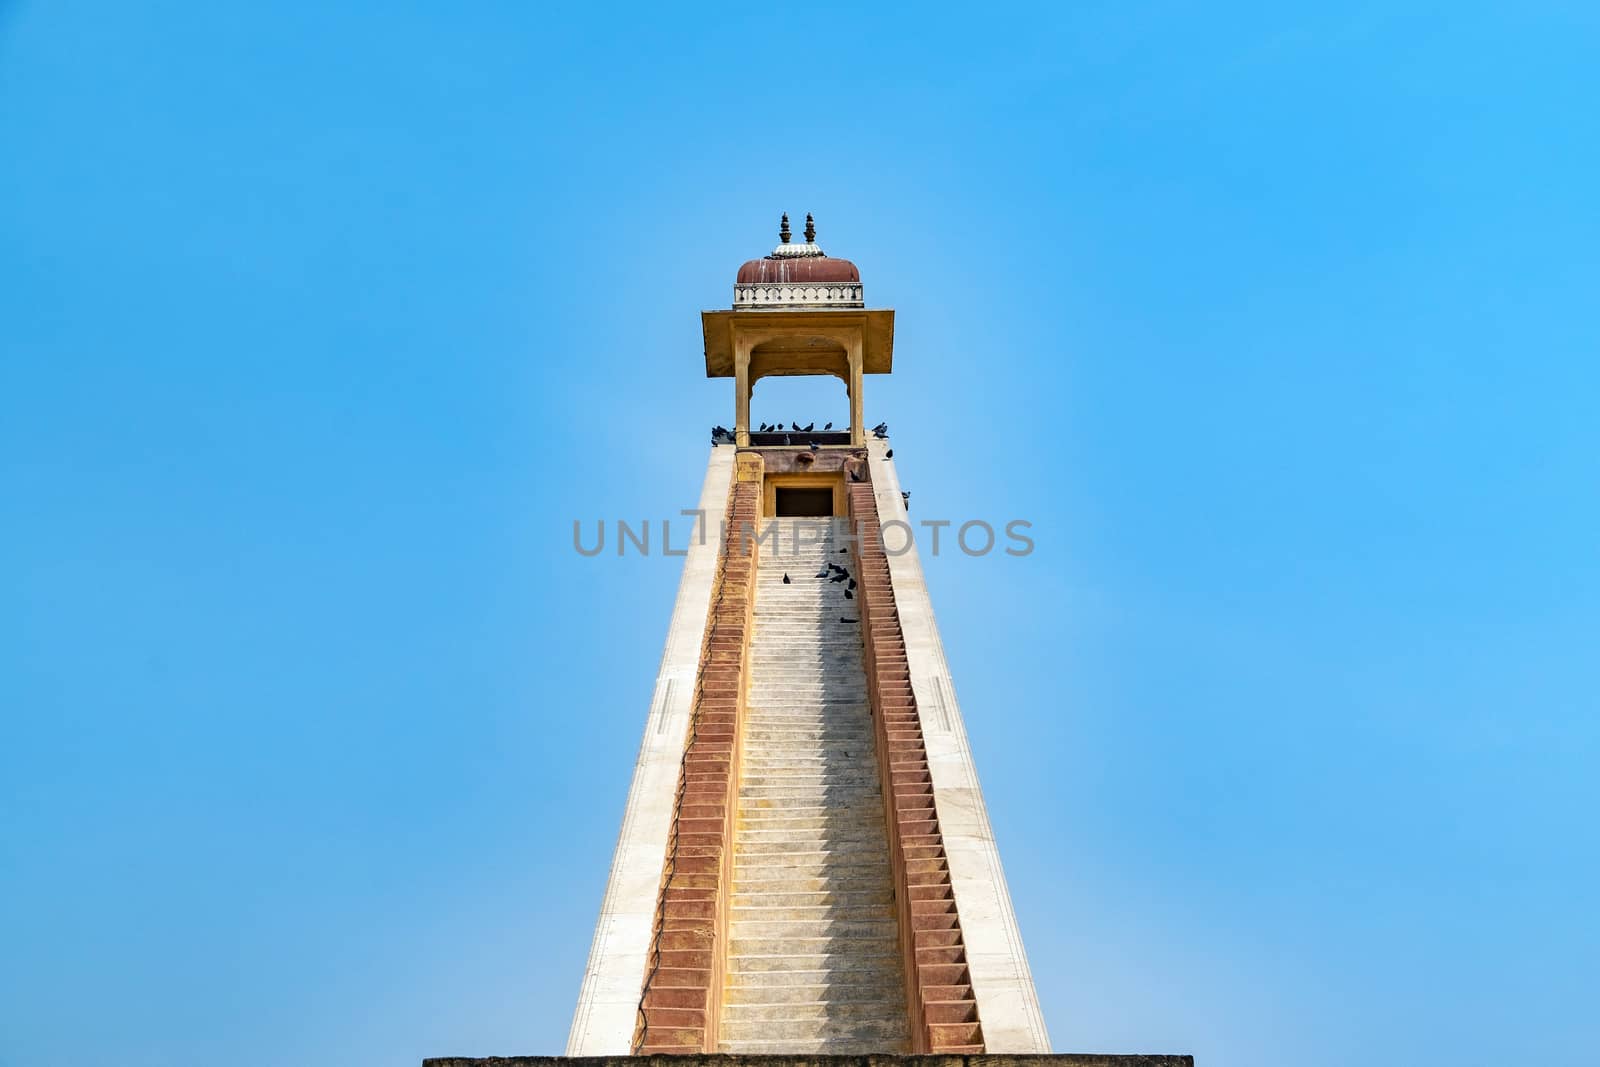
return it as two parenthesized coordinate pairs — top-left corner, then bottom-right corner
(425, 220), (1190, 1067)
(732, 212), (864, 309)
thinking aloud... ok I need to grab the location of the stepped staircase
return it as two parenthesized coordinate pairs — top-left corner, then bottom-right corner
(719, 518), (911, 1053)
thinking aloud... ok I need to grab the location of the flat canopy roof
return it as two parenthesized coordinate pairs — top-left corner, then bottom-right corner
(701, 308), (895, 378)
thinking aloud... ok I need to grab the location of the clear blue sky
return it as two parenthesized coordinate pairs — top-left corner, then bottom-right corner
(3, 3), (1597, 1065)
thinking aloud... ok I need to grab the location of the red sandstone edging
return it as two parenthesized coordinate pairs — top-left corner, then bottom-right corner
(633, 467), (762, 1054)
(849, 479), (987, 1055)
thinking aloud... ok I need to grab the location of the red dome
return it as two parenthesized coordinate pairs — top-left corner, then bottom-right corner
(736, 255), (861, 285)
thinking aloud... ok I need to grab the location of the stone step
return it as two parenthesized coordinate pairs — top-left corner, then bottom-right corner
(733, 875), (890, 890)
(726, 950), (902, 973)
(739, 794), (883, 808)
(745, 727), (871, 736)
(736, 824), (888, 840)
(745, 755), (873, 764)
(729, 917), (899, 939)
(744, 715), (872, 723)
(738, 816), (884, 832)
(741, 747), (874, 756)
(736, 799), (889, 819)
(739, 803), (884, 818)
(739, 772), (880, 787)
(731, 903), (895, 923)
(736, 767), (876, 777)
(717, 1037), (911, 1054)
(719, 1016), (909, 1043)
(740, 755), (875, 767)
(739, 796), (883, 812)
(741, 744), (873, 752)
(733, 876), (893, 896)
(724, 981), (900, 1005)
(723, 968), (901, 990)
(735, 844), (889, 863)
(739, 778), (875, 789)
(749, 636), (861, 643)
(737, 825), (886, 838)
(736, 818), (886, 831)
(731, 856), (894, 876)
(721, 998), (908, 1022)
(746, 718), (870, 725)
(735, 839), (889, 857)
(729, 888), (893, 908)
(741, 800), (882, 815)
(751, 636), (861, 642)
(751, 636), (857, 641)
(736, 819), (889, 831)
(742, 730), (874, 742)
(746, 703), (869, 711)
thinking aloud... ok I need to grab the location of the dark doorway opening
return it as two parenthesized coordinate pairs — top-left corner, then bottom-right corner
(775, 487), (834, 517)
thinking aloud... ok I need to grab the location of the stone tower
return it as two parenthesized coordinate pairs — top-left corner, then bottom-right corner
(565, 217), (1051, 1057)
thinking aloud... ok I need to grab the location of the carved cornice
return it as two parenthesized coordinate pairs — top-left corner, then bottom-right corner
(733, 281), (865, 309)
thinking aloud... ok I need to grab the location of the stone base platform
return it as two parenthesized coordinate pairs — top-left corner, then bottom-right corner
(425, 1057), (1192, 1067)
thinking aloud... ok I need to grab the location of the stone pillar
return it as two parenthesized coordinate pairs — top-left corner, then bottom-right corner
(848, 332), (865, 447)
(734, 339), (753, 447)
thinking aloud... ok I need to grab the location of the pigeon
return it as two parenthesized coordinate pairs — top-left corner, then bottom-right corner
(844, 588), (853, 600)
(849, 469), (864, 482)
(871, 421), (888, 435)
(823, 422), (833, 430)
(814, 568), (831, 578)
(828, 562), (847, 574)
(901, 491), (911, 512)
(848, 578), (856, 590)
(803, 422), (815, 432)
(791, 421), (801, 431)
(840, 616), (858, 624)
(885, 448), (894, 459)
(808, 440), (820, 452)
(782, 573), (791, 584)
(829, 573), (848, 583)
(837, 547), (848, 553)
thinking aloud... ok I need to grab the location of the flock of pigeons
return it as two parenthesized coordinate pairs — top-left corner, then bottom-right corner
(758, 420), (833, 433)
(710, 421), (892, 445)
(780, 551), (860, 625)
(706, 421), (911, 514)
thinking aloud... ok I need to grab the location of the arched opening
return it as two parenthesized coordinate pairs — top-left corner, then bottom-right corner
(747, 373), (851, 441)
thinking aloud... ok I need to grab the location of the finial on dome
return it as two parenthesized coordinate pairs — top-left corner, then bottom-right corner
(804, 213), (816, 243)
(779, 214), (791, 244)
